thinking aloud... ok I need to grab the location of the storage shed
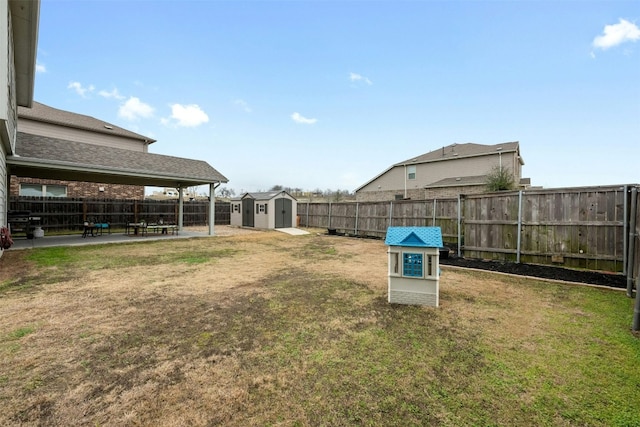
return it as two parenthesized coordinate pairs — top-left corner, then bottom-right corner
(230, 191), (298, 229)
(384, 226), (443, 307)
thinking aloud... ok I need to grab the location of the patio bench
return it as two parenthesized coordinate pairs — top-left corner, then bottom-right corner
(146, 224), (178, 235)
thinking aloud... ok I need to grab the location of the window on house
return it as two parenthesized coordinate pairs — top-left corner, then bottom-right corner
(403, 252), (423, 277)
(407, 165), (416, 180)
(20, 184), (67, 197)
(259, 204), (266, 213)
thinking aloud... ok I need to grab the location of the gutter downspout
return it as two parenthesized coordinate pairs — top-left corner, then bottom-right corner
(403, 165), (407, 199)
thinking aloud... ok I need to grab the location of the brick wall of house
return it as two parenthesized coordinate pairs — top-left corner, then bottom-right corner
(10, 177), (145, 199)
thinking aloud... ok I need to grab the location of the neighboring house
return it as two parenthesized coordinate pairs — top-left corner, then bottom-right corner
(230, 191), (298, 229)
(1, 0), (39, 228)
(355, 142), (530, 202)
(13, 101), (156, 199)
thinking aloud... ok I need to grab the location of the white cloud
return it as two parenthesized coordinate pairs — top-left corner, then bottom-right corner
(67, 81), (95, 97)
(234, 99), (252, 113)
(164, 104), (209, 127)
(118, 97), (154, 121)
(36, 62), (46, 73)
(349, 72), (372, 85)
(99, 88), (125, 100)
(593, 18), (640, 50)
(291, 112), (317, 124)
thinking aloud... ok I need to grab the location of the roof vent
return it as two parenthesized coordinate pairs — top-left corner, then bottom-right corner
(104, 125), (114, 130)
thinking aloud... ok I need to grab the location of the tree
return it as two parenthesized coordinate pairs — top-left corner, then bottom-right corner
(485, 165), (515, 192)
(217, 187), (235, 198)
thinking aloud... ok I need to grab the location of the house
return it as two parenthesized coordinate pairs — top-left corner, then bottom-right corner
(2, 0), (229, 238)
(1, 0), (40, 229)
(230, 191), (297, 229)
(355, 142), (529, 202)
(385, 226), (443, 307)
(14, 101), (155, 199)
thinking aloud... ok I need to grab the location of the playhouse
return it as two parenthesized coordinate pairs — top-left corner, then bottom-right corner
(384, 226), (443, 307)
(230, 191), (298, 229)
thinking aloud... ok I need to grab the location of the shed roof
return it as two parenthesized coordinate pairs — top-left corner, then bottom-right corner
(385, 227), (443, 248)
(235, 191), (297, 201)
(18, 101), (156, 143)
(8, 132), (228, 187)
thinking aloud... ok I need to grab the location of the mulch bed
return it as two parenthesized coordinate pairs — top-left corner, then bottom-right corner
(440, 256), (627, 289)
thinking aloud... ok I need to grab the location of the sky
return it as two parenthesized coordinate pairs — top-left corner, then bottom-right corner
(32, 0), (640, 196)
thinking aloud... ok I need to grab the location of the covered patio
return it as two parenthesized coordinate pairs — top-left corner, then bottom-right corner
(7, 132), (228, 236)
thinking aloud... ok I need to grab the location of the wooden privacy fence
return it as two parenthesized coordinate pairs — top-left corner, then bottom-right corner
(9, 197), (231, 232)
(298, 185), (640, 276)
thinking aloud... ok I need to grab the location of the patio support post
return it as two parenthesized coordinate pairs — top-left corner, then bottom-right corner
(209, 183), (219, 236)
(178, 186), (184, 231)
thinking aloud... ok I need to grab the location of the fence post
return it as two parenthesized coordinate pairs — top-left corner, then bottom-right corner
(624, 185), (629, 276)
(306, 202), (310, 228)
(633, 274), (640, 331)
(626, 187), (638, 297)
(389, 201), (393, 228)
(457, 194), (462, 258)
(517, 190), (523, 264)
(433, 199), (437, 226)
(328, 202), (332, 229)
(355, 202), (359, 235)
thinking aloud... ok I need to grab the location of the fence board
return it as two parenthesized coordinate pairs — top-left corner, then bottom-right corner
(297, 186), (634, 274)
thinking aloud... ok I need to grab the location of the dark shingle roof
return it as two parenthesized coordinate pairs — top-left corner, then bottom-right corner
(395, 142), (520, 166)
(18, 101), (156, 143)
(9, 132), (227, 187)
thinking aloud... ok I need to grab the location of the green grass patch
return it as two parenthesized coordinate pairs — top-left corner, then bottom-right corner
(7, 326), (35, 340)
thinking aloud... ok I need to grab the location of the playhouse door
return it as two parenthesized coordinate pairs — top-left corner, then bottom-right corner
(242, 198), (255, 227)
(275, 198), (292, 228)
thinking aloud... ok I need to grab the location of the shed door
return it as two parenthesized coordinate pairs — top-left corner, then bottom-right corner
(275, 198), (292, 228)
(242, 198), (255, 227)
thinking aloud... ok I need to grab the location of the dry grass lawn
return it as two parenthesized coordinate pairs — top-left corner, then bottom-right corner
(0, 226), (638, 426)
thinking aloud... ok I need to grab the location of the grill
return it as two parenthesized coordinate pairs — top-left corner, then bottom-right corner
(8, 211), (34, 238)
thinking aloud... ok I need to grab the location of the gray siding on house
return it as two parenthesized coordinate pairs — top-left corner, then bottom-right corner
(18, 120), (148, 152)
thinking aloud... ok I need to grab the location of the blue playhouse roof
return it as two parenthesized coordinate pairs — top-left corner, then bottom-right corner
(384, 227), (443, 248)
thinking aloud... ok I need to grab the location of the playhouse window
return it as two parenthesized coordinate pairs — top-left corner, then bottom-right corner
(426, 254), (436, 277)
(390, 251), (400, 275)
(259, 204), (266, 213)
(403, 252), (423, 277)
